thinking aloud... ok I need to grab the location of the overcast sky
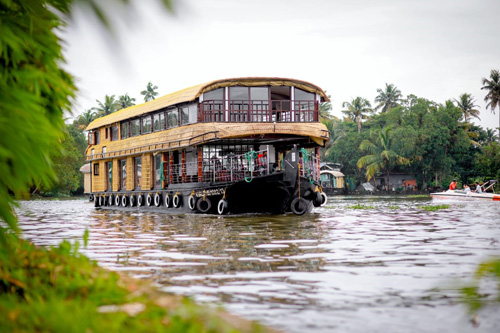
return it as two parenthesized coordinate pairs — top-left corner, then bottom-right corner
(62, 0), (500, 129)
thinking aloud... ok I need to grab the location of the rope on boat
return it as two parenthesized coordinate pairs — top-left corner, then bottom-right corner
(244, 150), (258, 183)
(300, 148), (314, 184)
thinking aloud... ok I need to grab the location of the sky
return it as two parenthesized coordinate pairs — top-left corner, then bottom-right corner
(62, 0), (500, 129)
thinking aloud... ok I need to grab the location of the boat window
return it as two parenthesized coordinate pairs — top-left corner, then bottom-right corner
(131, 119), (140, 137)
(88, 132), (95, 145)
(250, 87), (269, 121)
(153, 112), (165, 132)
(180, 106), (189, 125)
(111, 124), (118, 141)
(120, 159), (127, 190)
(135, 157), (142, 189)
(167, 108), (178, 128)
(91, 148), (95, 157)
(94, 130), (100, 144)
(142, 115), (152, 134)
(230, 87), (250, 121)
(203, 88), (223, 101)
(294, 88), (315, 121)
(121, 122), (129, 139)
(188, 104), (197, 123)
(106, 161), (112, 191)
(294, 88), (314, 101)
(154, 154), (162, 188)
(93, 163), (99, 176)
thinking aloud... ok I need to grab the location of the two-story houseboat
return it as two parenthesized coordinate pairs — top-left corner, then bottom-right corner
(85, 77), (329, 215)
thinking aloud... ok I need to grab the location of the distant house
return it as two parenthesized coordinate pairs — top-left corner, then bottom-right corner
(320, 163), (346, 194)
(79, 163), (91, 195)
(374, 172), (417, 191)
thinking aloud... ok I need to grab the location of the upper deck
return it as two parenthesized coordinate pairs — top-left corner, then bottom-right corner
(85, 77), (330, 159)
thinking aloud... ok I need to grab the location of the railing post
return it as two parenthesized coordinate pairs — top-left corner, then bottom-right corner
(266, 145), (270, 175)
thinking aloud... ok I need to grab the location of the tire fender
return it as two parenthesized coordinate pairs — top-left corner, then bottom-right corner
(154, 193), (161, 207)
(165, 193), (171, 208)
(115, 195), (121, 206)
(122, 195), (128, 207)
(290, 197), (308, 216)
(188, 194), (197, 210)
(196, 197), (212, 213)
(320, 192), (327, 206)
(173, 193), (182, 208)
(217, 198), (229, 215)
(146, 194), (153, 206)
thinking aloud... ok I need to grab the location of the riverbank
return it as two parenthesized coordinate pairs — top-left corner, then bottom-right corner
(0, 233), (275, 332)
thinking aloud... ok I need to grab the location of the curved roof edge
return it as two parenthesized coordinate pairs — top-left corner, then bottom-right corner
(85, 77), (330, 131)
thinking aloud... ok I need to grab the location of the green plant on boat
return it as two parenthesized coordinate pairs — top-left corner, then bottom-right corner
(346, 204), (375, 209)
(0, 233), (268, 332)
(419, 204), (450, 211)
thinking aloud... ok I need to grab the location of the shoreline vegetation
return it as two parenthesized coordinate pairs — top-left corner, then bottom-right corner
(0, 232), (275, 332)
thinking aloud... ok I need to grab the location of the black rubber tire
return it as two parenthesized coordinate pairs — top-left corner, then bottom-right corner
(115, 195), (121, 206)
(130, 195), (136, 207)
(290, 197), (308, 216)
(173, 194), (182, 208)
(320, 192), (327, 206)
(217, 199), (229, 215)
(146, 194), (153, 206)
(188, 195), (197, 210)
(100, 195), (105, 206)
(154, 193), (161, 207)
(89, 194), (94, 201)
(196, 197), (212, 213)
(164, 194), (171, 208)
(94, 196), (100, 207)
(138, 195), (144, 207)
(313, 191), (322, 207)
(109, 195), (114, 206)
(122, 195), (128, 207)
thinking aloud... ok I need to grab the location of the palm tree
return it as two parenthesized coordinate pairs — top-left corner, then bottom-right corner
(341, 97), (373, 133)
(484, 128), (497, 145)
(75, 109), (97, 130)
(374, 83), (402, 113)
(454, 93), (480, 122)
(319, 93), (333, 121)
(481, 69), (500, 136)
(117, 93), (136, 110)
(93, 95), (119, 117)
(141, 81), (159, 102)
(357, 127), (410, 190)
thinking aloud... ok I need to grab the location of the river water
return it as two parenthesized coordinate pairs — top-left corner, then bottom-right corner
(15, 196), (500, 332)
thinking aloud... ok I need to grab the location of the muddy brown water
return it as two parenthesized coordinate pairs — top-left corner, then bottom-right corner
(15, 196), (500, 332)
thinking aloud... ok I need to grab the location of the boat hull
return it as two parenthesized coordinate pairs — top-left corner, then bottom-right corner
(430, 190), (500, 201)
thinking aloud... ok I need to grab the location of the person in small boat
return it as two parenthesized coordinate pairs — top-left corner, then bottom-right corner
(449, 179), (457, 190)
(474, 182), (483, 193)
(463, 184), (471, 193)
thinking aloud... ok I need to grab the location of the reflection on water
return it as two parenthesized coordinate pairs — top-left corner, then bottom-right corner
(16, 197), (500, 332)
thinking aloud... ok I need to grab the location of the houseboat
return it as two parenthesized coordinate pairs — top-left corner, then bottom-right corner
(85, 77), (330, 215)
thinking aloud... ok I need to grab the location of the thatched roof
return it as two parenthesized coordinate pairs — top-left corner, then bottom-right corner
(85, 77), (329, 131)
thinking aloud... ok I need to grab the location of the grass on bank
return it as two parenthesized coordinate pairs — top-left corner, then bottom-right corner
(0, 233), (270, 333)
(419, 204), (450, 211)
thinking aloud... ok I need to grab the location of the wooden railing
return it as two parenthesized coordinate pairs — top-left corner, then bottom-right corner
(200, 100), (318, 123)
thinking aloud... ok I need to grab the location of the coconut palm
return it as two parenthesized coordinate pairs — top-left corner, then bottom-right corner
(319, 93), (333, 121)
(75, 109), (97, 130)
(141, 81), (159, 102)
(374, 83), (402, 113)
(341, 97), (373, 133)
(93, 95), (119, 117)
(454, 93), (480, 122)
(481, 69), (500, 136)
(357, 127), (410, 190)
(117, 93), (136, 110)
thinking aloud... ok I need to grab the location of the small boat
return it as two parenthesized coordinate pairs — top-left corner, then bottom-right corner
(431, 180), (500, 201)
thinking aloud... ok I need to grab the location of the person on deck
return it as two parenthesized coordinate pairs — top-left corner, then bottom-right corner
(449, 179), (457, 190)
(474, 182), (483, 193)
(463, 184), (471, 193)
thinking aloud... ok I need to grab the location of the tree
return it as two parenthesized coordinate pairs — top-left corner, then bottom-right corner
(141, 81), (159, 102)
(481, 69), (500, 135)
(93, 95), (119, 117)
(357, 127), (410, 189)
(0, 0), (75, 236)
(342, 97), (373, 133)
(374, 83), (402, 113)
(319, 93), (333, 121)
(117, 93), (136, 110)
(75, 109), (97, 130)
(454, 93), (480, 122)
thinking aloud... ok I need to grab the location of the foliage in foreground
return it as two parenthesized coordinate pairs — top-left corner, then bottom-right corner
(460, 258), (500, 314)
(0, 234), (267, 333)
(419, 204), (450, 211)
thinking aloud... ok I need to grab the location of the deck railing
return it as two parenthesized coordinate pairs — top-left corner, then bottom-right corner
(200, 100), (318, 123)
(162, 149), (320, 186)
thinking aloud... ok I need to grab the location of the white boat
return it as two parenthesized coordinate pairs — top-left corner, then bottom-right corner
(431, 180), (500, 201)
